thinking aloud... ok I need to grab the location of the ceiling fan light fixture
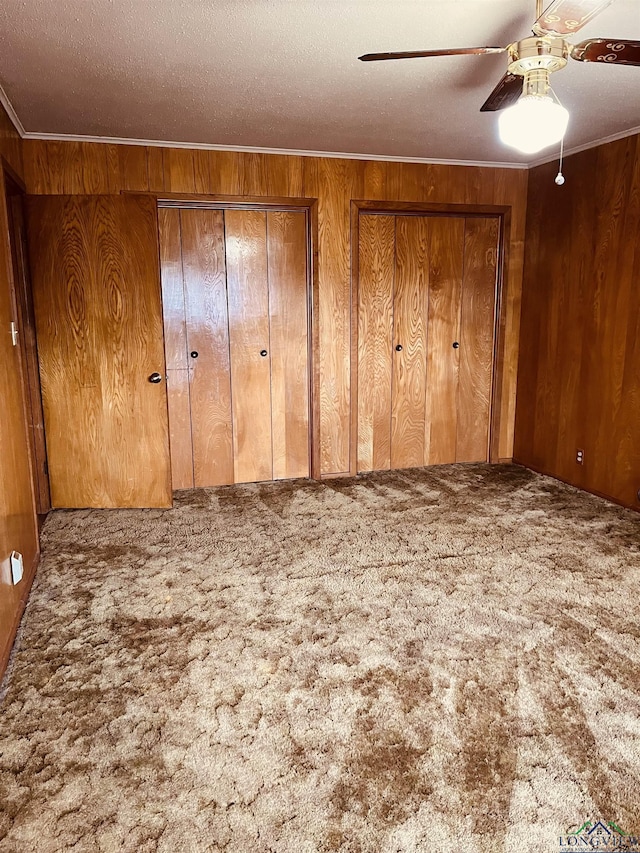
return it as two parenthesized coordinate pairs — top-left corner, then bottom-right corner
(498, 93), (569, 155)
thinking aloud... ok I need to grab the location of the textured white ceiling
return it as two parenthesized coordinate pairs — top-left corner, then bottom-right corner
(0, 0), (639, 165)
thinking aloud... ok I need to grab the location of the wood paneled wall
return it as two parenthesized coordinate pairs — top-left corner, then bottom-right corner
(0, 105), (39, 675)
(23, 140), (528, 475)
(514, 134), (640, 510)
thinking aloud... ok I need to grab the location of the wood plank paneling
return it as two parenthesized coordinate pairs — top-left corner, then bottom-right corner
(357, 215), (395, 472)
(0, 107), (23, 178)
(515, 135), (640, 510)
(23, 139), (528, 475)
(163, 148), (196, 193)
(456, 217), (499, 463)
(106, 144), (149, 192)
(494, 168), (528, 461)
(147, 147), (165, 192)
(225, 209), (273, 483)
(27, 194), (171, 508)
(267, 211), (310, 480)
(0, 158), (39, 678)
(424, 216), (464, 465)
(181, 209), (234, 487)
(209, 151), (242, 195)
(391, 216), (429, 469)
(304, 157), (365, 475)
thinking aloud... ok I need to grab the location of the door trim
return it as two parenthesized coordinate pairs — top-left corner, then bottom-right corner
(157, 195), (320, 481)
(351, 200), (510, 476)
(4, 168), (51, 514)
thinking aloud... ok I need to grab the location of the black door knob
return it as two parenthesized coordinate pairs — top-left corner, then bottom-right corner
(260, 350), (268, 357)
(452, 341), (460, 349)
(190, 351), (199, 359)
(395, 344), (403, 352)
(148, 372), (162, 384)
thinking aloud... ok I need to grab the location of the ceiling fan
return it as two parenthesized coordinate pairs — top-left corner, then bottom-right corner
(359, 0), (640, 154)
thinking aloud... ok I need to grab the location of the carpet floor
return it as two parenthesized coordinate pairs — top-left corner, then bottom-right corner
(1, 463), (639, 853)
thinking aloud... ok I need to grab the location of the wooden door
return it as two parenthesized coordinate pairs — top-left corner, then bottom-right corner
(357, 212), (499, 473)
(391, 216), (430, 468)
(225, 209), (274, 483)
(423, 216), (465, 465)
(182, 209), (234, 487)
(159, 206), (310, 488)
(27, 195), (171, 508)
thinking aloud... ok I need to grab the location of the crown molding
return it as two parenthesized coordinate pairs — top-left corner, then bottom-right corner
(21, 130), (531, 170)
(0, 82), (26, 137)
(529, 123), (640, 168)
(3, 80), (637, 172)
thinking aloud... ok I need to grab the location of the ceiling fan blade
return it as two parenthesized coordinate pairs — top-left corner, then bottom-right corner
(480, 72), (523, 112)
(358, 47), (505, 62)
(532, 0), (613, 36)
(571, 38), (640, 65)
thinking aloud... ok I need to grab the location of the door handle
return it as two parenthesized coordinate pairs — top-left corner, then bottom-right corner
(395, 344), (403, 352)
(260, 350), (268, 357)
(190, 351), (199, 359)
(148, 372), (163, 384)
(452, 341), (460, 349)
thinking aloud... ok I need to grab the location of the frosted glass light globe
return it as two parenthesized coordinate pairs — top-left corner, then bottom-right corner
(499, 95), (569, 154)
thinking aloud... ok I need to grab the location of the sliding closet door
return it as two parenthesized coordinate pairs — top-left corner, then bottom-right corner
(357, 212), (499, 473)
(28, 195), (171, 507)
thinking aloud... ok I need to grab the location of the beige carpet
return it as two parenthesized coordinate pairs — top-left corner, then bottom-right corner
(1, 464), (639, 853)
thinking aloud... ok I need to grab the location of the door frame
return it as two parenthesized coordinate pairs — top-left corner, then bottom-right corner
(351, 199), (511, 475)
(3, 167), (51, 515)
(156, 194), (321, 481)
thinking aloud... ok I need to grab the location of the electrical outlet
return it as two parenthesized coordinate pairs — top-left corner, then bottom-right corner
(576, 449), (584, 465)
(10, 551), (23, 584)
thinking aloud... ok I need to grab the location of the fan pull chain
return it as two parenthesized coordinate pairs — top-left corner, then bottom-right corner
(555, 137), (565, 186)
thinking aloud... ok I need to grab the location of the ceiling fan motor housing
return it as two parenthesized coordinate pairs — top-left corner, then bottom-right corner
(507, 36), (569, 76)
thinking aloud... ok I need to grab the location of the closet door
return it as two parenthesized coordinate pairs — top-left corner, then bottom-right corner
(225, 210), (274, 483)
(357, 212), (499, 473)
(159, 208), (195, 489)
(391, 216), (430, 469)
(28, 195), (171, 508)
(160, 207), (310, 488)
(182, 209), (234, 487)
(423, 216), (465, 465)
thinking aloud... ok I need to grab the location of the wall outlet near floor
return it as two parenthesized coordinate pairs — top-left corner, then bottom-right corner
(10, 551), (23, 584)
(576, 449), (585, 465)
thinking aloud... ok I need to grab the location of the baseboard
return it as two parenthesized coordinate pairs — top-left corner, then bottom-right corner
(512, 458), (640, 514)
(0, 552), (40, 684)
